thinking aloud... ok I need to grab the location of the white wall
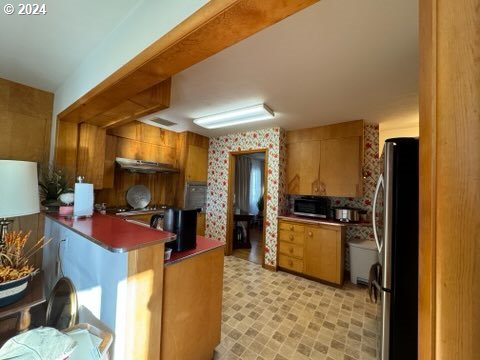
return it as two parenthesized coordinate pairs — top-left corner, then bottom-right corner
(50, 0), (208, 162)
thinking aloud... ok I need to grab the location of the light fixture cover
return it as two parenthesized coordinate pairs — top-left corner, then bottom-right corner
(193, 103), (275, 129)
(0, 160), (40, 218)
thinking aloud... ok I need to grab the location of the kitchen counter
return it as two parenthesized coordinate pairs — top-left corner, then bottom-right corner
(43, 215), (224, 360)
(278, 214), (372, 227)
(45, 212), (176, 253)
(165, 236), (225, 266)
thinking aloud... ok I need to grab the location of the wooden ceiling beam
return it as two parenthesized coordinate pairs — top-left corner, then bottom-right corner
(57, 0), (319, 124)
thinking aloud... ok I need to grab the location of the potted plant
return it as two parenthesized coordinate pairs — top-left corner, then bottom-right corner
(38, 166), (73, 210)
(0, 231), (51, 306)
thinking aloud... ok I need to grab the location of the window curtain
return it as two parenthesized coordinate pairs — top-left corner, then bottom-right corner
(234, 157), (251, 212)
(249, 159), (263, 215)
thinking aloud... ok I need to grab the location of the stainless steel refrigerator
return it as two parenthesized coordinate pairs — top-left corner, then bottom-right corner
(372, 138), (419, 360)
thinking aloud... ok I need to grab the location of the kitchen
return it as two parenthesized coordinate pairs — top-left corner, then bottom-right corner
(0, 0), (478, 360)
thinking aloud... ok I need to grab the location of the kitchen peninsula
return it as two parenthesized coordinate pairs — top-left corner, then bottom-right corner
(43, 213), (224, 360)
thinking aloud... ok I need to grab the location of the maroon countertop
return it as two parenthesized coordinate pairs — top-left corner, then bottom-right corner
(46, 213), (176, 253)
(164, 236), (225, 266)
(278, 214), (372, 227)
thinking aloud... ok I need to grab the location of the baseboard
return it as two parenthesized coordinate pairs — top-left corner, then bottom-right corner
(262, 263), (277, 272)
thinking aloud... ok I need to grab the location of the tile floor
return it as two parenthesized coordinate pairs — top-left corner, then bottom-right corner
(215, 256), (380, 360)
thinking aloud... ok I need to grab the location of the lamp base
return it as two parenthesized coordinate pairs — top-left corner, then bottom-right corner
(0, 218), (13, 244)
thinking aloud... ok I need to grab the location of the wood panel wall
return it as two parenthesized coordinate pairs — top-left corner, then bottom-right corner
(0, 78), (54, 267)
(419, 0), (480, 358)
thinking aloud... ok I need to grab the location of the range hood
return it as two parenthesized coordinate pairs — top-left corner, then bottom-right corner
(115, 157), (179, 174)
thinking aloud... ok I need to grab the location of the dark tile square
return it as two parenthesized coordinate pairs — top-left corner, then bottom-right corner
(248, 311), (260, 320)
(230, 343), (246, 356)
(229, 329), (242, 340)
(314, 341), (328, 354)
(348, 330), (361, 341)
(296, 343), (312, 357)
(286, 313), (298, 322)
(323, 321), (336, 330)
(288, 330), (302, 340)
(337, 319), (349, 328)
(330, 339), (345, 351)
(233, 313), (245, 321)
(272, 331), (286, 343)
(308, 322), (320, 331)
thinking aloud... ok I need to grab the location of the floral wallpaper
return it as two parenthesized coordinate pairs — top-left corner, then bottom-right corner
(206, 124), (379, 269)
(205, 127), (287, 267)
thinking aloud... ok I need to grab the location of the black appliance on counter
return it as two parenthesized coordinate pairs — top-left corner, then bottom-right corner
(372, 138), (419, 360)
(160, 208), (197, 252)
(293, 196), (331, 219)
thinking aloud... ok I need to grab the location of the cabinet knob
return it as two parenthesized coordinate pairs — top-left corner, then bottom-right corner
(308, 231), (313, 237)
(289, 226), (294, 231)
(289, 260), (293, 266)
(289, 248), (293, 253)
(289, 234), (294, 240)
(314, 188), (318, 192)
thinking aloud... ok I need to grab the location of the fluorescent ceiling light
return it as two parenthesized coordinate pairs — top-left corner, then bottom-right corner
(193, 103), (275, 129)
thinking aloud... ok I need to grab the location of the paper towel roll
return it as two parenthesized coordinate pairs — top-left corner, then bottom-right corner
(74, 183), (94, 217)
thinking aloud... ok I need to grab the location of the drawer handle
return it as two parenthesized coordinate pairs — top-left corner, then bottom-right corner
(289, 234), (294, 240)
(308, 231), (313, 237)
(289, 226), (294, 231)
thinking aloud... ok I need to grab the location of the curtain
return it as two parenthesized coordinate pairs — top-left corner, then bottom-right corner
(249, 159), (263, 214)
(235, 157), (251, 212)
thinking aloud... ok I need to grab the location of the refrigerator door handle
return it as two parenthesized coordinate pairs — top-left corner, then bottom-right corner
(372, 174), (384, 253)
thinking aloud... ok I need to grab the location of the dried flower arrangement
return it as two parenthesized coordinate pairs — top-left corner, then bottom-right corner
(0, 231), (51, 283)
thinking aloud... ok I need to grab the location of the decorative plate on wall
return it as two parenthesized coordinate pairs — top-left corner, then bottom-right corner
(126, 185), (152, 209)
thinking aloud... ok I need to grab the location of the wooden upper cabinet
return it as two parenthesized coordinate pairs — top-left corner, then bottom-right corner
(185, 145), (208, 181)
(286, 120), (364, 197)
(287, 141), (321, 195)
(76, 123), (106, 189)
(102, 135), (117, 189)
(320, 136), (362, 197)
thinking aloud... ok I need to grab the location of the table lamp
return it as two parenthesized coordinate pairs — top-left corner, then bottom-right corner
(0, 160), (40, 243)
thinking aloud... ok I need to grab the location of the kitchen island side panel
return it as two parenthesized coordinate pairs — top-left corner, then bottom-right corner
(43, 217), (128, 358)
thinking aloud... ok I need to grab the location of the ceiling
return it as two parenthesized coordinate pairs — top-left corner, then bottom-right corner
(140, 0), (419, 137)
(0, 0), (418, 138)
(0, 0), (140, 92)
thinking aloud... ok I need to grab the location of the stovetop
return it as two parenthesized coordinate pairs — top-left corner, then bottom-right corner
(106, 204), (168, 216)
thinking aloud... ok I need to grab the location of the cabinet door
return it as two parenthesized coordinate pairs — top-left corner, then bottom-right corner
(77, 123), (106, 189)
(185, 145), (208, 181)
(304, 226), (342, 284)
(287, 141), (321, 195)
(319, 136), (362, 197)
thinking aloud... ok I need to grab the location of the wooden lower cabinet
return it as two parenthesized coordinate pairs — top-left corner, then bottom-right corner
(277, 219), (344, 285)
(161, 247), (224, 360)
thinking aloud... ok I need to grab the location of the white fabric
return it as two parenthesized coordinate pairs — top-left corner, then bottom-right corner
(0, 327), (76, 360)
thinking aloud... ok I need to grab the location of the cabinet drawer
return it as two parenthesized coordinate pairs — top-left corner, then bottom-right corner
(279, 255), (304, 273)
(279, 230), (305, 245)
(279, 221), (305, 233)
(279, 242), (304, 259)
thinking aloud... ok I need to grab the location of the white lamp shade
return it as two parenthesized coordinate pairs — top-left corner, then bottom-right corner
(0, 160), (40, 218)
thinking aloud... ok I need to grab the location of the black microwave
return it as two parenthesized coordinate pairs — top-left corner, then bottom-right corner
(293, 197), (331, 219)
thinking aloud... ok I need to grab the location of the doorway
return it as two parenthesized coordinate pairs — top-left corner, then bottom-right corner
(226, 150), (267, 266)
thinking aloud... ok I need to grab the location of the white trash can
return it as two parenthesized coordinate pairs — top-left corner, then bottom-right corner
(348, 239), (378, 285)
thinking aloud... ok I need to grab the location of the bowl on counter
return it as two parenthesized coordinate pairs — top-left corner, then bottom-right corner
(334, 208), (363, 223)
